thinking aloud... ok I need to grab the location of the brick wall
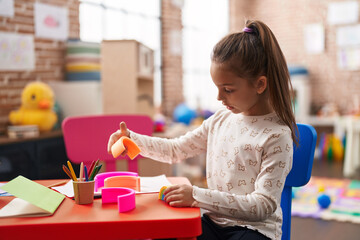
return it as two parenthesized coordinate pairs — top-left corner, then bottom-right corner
(230, 0), (360, 115)
(0, 0), (79, 134)
(161, 0), (184, 117)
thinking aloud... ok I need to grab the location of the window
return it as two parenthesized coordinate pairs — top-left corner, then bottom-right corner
(79, 0), (162, 105)
(182, 0), (229, 112)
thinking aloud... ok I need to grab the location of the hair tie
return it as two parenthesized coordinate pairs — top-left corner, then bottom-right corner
(243, 27), (253, 33)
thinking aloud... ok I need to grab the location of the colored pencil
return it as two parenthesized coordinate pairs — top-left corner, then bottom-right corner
(89, 159), (100, 178)
(79, 162), (84, 181)
(84, 165), (89, 181)
(47, 180), (69, 188)
(67, 160), (78, 182)
(62, 164), (75, 181)
(87, 160), (96, 176)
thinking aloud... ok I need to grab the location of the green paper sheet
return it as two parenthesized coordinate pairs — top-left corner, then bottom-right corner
(0, 176), (65, 215)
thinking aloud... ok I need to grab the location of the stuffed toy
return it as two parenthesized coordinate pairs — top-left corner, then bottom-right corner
(9, 82), (57, 132)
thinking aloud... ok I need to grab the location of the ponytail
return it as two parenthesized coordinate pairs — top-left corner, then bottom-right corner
(212, 20), (298, 145)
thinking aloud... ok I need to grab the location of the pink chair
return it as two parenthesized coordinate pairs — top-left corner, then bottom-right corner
(62, 115), (153, 172)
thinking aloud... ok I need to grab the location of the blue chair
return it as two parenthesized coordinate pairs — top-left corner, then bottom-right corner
(281, 124), (317, 240)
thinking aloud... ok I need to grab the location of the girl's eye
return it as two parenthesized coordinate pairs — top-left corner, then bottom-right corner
(224, 88), (233, 93)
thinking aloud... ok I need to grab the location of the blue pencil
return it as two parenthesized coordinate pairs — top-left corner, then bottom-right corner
(84, 165), (89, 181)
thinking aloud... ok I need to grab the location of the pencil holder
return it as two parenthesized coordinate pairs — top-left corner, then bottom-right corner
(73, 181), (95, 204)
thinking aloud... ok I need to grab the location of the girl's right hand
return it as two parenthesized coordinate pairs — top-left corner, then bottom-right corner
(107, 121), (130, 155)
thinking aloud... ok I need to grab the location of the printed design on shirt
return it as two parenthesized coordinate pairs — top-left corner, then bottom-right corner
(222, 136), (227, 142)
(229, 208), (238, 216)
(217, 185), (223, 191)
(210, 126), (215, 135)
(240, 127), (248, 134)
(234, 147), (240, 155)
(205, 190), (212, 197)
(229, 135), (235, 143)
(132, 134), (138, 140)
(163, 150), (169, 157)
(255, 144), (263, 152)
(147, 144), (155, 152)
(238, 164), (245, 171)
(213, 170), (218, 176)
(227, 159), (235, 168)
(227, 195), (235, 204)
(220, 170), (226, 177)
(249, 159), (258, 166)
(264, 117), (273, 121)
(236, 118), (243, 125)
(222, 149), (228, 157)
(268, 133), (281, 140)
(227, 182), (234, 191)
(244, 144), (252, 151)
(251, 178), (256, 184)
(250, 131), (259, 137)
(273, 146), (282, 154)
(279, 161), (286, 168)
(195, 132), (203, 138)
(190, 143), (197, 150)
(226, 122), (231, 129)
(215, 155), (221, 162)
(251, 118), (258, 123)
(212, 202), (220, 210)
(250, 205), (257, 215)
(286, 144), (291, 152)
(238, 180), (246, 186)
(276, 180), (282, 188)
(264, 180), (272, 188)
(262, 153), (269, 161)
(241, 195), (249, 202)
(266, 167), (274, 173)
(181, 151), (188, 159)
(263, 128), (272, 134)
(265, 205), (272, 215)
(207, 172), (212, 179)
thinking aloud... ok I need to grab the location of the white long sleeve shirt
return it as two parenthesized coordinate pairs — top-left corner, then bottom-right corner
(130, 108), (293, 240)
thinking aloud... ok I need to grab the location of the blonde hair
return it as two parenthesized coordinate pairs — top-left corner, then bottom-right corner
(211, 20), (298, 145)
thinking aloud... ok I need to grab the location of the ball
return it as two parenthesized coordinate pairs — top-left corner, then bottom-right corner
(173, 104), (197, 125)
(317, 194), (331, 209)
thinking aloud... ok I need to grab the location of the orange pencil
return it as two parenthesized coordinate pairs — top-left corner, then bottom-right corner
(62, 164), (74, 181)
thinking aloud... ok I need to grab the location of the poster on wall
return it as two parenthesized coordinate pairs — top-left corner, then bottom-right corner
(34, 2), (68, 41)
(0, 32), (35, 71)
(336, 25), (360, 47)
(0, 0), (14, 17)
(304, 23), (325, 54)
(327, 1), (359, 25)
(338, 47), (360, 70)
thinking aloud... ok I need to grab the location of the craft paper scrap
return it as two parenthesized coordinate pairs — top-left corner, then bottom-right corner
(0, 176), (65, 217)
(52, 174), (172, 197)
(139, 174), (172, 193)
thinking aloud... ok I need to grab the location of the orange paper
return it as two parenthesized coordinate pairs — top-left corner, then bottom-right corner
(111, 136), (141, 159)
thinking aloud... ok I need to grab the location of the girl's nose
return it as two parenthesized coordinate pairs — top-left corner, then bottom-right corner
(217, 91), (223, 101)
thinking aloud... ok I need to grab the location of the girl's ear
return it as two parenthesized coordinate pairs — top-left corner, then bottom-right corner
(255, 76), (267, 94)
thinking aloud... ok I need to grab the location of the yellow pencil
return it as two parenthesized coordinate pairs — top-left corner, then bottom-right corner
(67, 160), (78, 182)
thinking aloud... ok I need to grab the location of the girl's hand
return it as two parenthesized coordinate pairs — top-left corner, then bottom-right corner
(107, 121), (130, 155)
(163, 184), (195, 207)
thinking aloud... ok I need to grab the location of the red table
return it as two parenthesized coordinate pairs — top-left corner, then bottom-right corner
(0, 177), (202, 240)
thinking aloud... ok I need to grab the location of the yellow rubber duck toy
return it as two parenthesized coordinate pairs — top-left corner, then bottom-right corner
(9, 82), (57, 132)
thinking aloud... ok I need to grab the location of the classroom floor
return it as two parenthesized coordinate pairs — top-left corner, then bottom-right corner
(291, 159), (360, 240)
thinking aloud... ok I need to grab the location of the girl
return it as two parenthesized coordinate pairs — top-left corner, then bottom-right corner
(107, 20), (297, 240)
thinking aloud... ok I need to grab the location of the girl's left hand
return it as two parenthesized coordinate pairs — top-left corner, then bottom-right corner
(163, 184), (195, 207)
